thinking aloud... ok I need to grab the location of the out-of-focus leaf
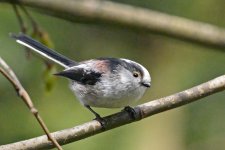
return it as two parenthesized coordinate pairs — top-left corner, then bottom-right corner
(31, 30), (57, 91)
(43, 64), (57, 92)
(39, 30), (54, 49)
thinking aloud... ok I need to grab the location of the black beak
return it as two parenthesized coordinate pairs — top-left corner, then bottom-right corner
(141, 82), (151, 88)
(54, 70), (76, 80)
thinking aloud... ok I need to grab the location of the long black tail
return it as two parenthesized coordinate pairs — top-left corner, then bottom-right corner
(11, 33), (78, 68)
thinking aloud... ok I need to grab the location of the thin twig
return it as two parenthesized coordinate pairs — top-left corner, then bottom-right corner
(0, 57), (63, 150)
(0, 74), (224, 150)
(2, 0), (225, 48)
(12, 4), (33, 58)
(12, 4), (27, 33)
(20, 5), (40, 33)
(0, 58), (21, 85)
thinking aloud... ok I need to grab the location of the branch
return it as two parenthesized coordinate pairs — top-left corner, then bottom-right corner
(1, 0), (225, 48)
(0, 57), (63, 150)
(1, 74), (225, 150)
(12, 4), (27, 33)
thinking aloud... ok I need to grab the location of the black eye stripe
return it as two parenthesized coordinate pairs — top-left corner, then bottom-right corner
(131, 65), (143, 78)
(96, 58), (144, 78)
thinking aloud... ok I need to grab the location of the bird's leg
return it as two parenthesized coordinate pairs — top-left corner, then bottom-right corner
(85, 105), (101, 119)
(85, 105), (106, 129)
(123, 106), (138, 120)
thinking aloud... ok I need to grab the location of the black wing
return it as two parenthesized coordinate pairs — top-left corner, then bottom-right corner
(55, 68), (102, 85)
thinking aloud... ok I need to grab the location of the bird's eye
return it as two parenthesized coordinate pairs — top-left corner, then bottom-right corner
(133, 71), (139, 78)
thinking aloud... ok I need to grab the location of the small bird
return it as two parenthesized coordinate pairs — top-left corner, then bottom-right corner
(11, 33), (151, 124)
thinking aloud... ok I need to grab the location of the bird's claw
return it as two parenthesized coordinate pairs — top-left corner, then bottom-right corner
(94, 114), (107, 130)
(124, 106), (138, 120)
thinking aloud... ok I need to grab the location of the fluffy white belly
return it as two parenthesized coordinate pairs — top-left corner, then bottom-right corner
(70, 82), (146, 108)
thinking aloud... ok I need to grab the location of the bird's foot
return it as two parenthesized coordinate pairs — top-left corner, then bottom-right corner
(123, 106), (138, 120)
(85, 105), (107, 129)
(94, 114), (107, 130)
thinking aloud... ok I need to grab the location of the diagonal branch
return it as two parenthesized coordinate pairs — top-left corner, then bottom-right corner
(0, 57), (63, 150)
(0, 74), (225, 150)
(1, 0), (225, 48)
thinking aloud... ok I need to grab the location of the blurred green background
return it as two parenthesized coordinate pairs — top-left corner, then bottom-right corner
(0, 0), (225, 150)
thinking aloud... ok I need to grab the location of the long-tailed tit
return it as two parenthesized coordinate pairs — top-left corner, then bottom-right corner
(11, 33), (151, 124)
